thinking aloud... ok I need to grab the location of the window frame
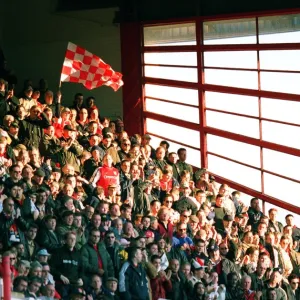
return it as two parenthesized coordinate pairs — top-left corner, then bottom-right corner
(141, 11), (300, 215)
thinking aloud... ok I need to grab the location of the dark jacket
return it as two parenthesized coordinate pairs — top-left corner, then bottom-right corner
(83, 157), (103, 180)
(18, 112), (50, 148)
(133, 180), (151, 217)
(153, 159), (168, 172)
(249, 272), (265, 292)
(119, 261), (150, 300)
(40, 134), (62, 159)
(0, 92), (19, 125)
(166, 272), (189, 300)
(105, 242), (126, 275)
(166, 248), (188, 265)
(225, 287), (244, 300)
(36, 226), (62, 253)
(118, 150), (128, 161)
(7, 133), (20, 148)
(262, 281), (287, 300)
(23, 238), (40, 261)
(56, 137), (83, 173)
(119, 171), (134, 202)
(50, 244), (82, 283)
(0, 212), (28, 251)
(12, 197), (32, 222)
(247, 208), (264, 233)
(81, 241), (114, 284)
(45, 102), (61, 118)
(268, 220), (283, 233)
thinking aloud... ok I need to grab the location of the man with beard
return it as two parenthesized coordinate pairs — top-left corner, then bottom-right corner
(247, 198), (264, 233)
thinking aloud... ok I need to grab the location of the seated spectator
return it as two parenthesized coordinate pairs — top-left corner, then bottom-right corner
(24, 276), (43, 299)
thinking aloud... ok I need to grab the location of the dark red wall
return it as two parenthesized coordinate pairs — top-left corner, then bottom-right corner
(120, 22), (144, 136)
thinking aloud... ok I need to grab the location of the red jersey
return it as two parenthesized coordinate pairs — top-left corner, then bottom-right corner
(96, 165), (119, 196)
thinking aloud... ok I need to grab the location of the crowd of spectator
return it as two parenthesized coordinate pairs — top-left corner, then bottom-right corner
(0, 78), (299, 300)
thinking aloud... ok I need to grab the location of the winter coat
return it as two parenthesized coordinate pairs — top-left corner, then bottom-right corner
(50, 244), (83, 283)
(81, 241), (114, 284)
(0, 212), (28, 251)
(18, 113), (50, 148)
(119, 261), (150, 300)
(36, 226), (62, 253)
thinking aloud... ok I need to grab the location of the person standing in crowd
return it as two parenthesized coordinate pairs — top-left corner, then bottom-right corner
(0, 79), (297, 300)
(119, 247), (150, 300)
(50, 231), (83, 299)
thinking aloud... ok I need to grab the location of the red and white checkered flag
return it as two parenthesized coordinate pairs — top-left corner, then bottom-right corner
(60, 42), (123, 91)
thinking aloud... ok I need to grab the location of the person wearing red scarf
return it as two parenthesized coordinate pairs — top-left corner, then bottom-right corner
(81, 228), (114, 286)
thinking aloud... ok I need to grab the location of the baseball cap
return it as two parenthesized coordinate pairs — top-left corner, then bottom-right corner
(10, 122), (19, 128)
(37, 249), (50, 256)
(20, 260), (31, 268)
(145, 230), (155, 238)
(223, 214), (233, 221)
(34, 168), (45, 178)
(208, 244), (219, 253)
(63, 124), (76, 131)
(52, 166), (61, 173)
(107, 277), (118, 283)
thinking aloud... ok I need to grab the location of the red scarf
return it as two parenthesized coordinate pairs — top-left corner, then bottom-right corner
(93, 245), (103, 270)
